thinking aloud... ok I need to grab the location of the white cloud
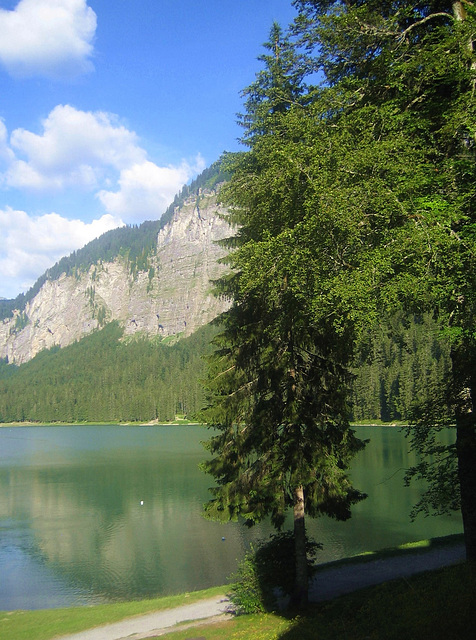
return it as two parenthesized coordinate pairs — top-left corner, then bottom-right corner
(0, 207), (123, 299)
(0, 0), (96, 79)
(2, 105), (205, 223)
(0, 105), (206, 296)
(0, 119), (14, 167)
(7, 105), (145, 190)
(98, 156), (206, 222)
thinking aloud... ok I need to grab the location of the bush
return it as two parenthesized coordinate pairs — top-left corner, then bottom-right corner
(228, 544), (267, 614)
(228, 531), (321, 613)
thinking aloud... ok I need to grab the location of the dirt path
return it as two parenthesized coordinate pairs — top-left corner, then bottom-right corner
(55, 542), (465, 640)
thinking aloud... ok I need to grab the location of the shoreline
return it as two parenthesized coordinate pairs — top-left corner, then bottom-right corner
(0, 420), (202, 428)
(0, 420), (407, 428)
(0, 535), (466, 640)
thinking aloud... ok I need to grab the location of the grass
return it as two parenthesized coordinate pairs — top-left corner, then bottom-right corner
(0, 535), (467, 640)
(314, 532), (464, 570)
(0, 586), (225, 640)
(143, 562), (476, 640)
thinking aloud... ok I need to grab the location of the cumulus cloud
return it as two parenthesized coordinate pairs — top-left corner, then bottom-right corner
(98, 156), (206, 222)
(0, 105), (206, 296)
(2, 105), (205, 223)
(0, 0), (97, 79)
(6, 105), (145, 190)
(0, 119), (14, 167)
(0, 207), (123, 299)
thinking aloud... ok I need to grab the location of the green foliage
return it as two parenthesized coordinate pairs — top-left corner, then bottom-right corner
(228, 545), (267, 614)
(238, 22), (310, 144)
(228, 532), (321, 613)
(0, 313), (448, 427)
(283, 0), (476, 550)
(0, 323), (218, 424)
(0, 358), (17, 380)
(201, 22), (368, 607)
(253, 532), (321, 603)
(10, 311), (29, 335)
(351, 313), (452, 423)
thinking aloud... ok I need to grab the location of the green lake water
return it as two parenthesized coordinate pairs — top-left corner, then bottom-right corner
(0, 424), (462, 610)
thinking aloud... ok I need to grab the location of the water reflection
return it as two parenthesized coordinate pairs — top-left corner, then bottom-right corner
(0, 425), (462, 610)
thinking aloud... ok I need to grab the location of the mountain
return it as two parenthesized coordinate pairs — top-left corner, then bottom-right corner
(0, 162), (451, 425)
(0, 165), (232, 365)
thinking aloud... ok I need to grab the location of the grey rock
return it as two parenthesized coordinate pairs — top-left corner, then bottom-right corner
(0, 191), (232, 364)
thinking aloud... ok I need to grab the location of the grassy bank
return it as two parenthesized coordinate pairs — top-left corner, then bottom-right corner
(0, 586), (225, 640)
(0, 535), (466, 640)
(151, 562), (476, 640)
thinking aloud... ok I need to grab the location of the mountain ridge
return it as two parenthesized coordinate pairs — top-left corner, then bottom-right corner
(0, 165), (233, 365)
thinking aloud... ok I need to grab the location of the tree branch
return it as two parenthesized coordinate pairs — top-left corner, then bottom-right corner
(398, 13), (453, 43)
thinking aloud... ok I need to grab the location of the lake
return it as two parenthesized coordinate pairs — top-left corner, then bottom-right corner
(0, 424), (462, 610)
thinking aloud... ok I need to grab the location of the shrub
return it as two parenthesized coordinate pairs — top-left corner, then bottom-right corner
(228, 531), (321, 613)
(228, 544), (266, 614)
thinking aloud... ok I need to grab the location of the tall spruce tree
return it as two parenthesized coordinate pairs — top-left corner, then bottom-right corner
(200, 24), (366, 608)
(293, 0), (476, 558)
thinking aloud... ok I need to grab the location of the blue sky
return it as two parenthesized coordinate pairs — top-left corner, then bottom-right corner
(0, 0), (298, 299)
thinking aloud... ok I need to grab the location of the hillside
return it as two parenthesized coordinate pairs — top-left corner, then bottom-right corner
(0, 159), (453, 426)
(0, 321), (218, 423)
(0, 163), (232, 365)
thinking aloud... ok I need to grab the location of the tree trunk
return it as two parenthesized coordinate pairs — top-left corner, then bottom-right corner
(456, 426), (476, 562)
(453, 345), (476, 562)
(291, 485), (308, 608)
(456, 410), (476, 561)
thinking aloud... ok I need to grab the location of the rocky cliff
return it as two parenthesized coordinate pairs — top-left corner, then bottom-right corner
(0, 190), (232, 364)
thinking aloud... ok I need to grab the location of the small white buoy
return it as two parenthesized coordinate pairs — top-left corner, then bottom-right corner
(140, 500), (144, 506)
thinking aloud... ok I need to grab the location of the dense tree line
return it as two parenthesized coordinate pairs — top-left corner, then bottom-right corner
(0, 323), (217, 424)
(352, 312), (452, 423)
(0, 316), (448, 425)
(0, 312), (450, 425)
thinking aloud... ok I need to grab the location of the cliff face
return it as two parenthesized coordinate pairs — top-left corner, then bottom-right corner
(0, 191), (232, 364)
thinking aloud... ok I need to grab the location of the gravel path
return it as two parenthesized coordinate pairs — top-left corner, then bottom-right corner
(54, 597), (232, 640)
(55, 542), (465, 640)
(308, 541), (465, 602)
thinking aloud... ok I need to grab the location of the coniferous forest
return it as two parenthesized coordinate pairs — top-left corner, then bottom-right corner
(0, 323), (218, 424)
(194, 0), (476, 605)
(0, 312), (450, 424)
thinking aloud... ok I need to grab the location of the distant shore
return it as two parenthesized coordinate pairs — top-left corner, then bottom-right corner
(0, 420), (407, 428)
(0, 419), (202, 428)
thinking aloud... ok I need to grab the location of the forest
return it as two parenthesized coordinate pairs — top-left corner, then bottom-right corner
(195, 0), (476, 608)
(0, 312), (450, 425)
(0, 322), (218, 424)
